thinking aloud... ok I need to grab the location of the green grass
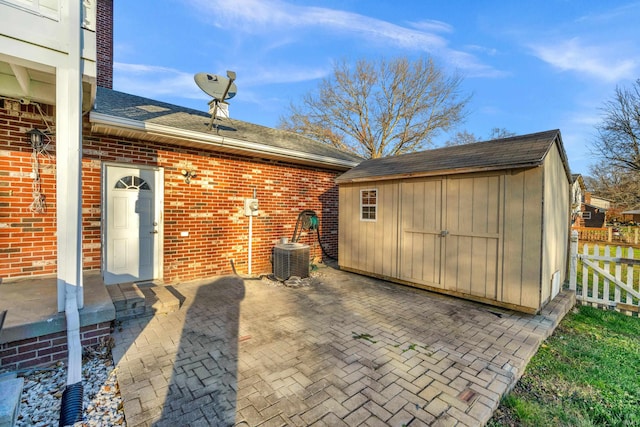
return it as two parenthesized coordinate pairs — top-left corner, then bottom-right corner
(488, 305), (640, 427)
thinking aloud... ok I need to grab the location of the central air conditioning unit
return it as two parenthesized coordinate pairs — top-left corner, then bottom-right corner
(273, 242), (310, 281)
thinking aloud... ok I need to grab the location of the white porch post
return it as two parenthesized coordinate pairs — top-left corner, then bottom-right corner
(569, 229), (578, 291)
(56, 0), (84, 388)
(56, 2), (84, 313)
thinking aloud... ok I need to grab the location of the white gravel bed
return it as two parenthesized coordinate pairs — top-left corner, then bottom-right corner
(15, 344), (125, 427)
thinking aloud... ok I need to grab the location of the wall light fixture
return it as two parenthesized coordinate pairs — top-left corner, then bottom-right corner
(181, 169), (197, 184)
(26, 128), (45, 149)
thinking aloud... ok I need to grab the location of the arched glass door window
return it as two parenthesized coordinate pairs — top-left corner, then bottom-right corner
(114, 175), (151, 191)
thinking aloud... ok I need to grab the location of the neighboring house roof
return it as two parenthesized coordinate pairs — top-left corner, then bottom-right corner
(584, 203), (608, 211)
(590, 195), (613, 202)
(588, 195), (612, 210)
(336, 129), (571, 183)
(571, 173), (586, 189)
(622, 210), (640, 214)
(90, 87), (362, 170)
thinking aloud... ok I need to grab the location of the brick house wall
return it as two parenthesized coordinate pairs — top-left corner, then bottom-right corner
(1, 0), (345, 372)
(0, 322), (112, 371)
(1, 99), (341, 282)
(0, 100), (58, 277)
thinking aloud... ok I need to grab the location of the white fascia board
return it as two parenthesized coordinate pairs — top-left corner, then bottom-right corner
(90, 112), (360, 169)
(0, 36), (65, 70)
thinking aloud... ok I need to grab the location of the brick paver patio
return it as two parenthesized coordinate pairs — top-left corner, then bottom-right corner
(112, 265), (574, 426)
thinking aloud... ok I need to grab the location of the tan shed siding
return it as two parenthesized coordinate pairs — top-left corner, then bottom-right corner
(399, 178), (444, 287)
(444, 175), (501, 299)
(541, 142), (570, 304)
(338, 140), (566, 313)
(379, 181), (399, 277)
(338, 182), (398, 276)
(502, 168), (543, 309)
(338, 185), (351, 267)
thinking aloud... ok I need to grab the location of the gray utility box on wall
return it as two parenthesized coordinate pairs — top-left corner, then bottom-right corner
(273, 243), (310, 281)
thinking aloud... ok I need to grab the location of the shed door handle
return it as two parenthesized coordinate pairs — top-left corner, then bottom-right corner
(440, 230), (449, 237)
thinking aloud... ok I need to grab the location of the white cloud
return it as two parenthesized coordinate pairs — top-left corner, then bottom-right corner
(113, 61), (331, 100)
(446, 50), (507, 78)
(185, 0), (501, 76)
(113, 63), (202, 99)
(241, 65), (330, 86)
(568, 112), (601, 128)
(576, 2), (640, 24)
(188, 0), (447, 50)
(529, 37), (637, 82)
(114, 63), (182, 75)
(409, 19), (454, 34)
(465, 44), (498, 56)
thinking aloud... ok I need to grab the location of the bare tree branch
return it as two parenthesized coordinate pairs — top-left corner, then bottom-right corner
(585, 160), (640, 210)
(592, 79), (640, 174)
(278, 56), (470, 159)
(444, 128), (515, 146)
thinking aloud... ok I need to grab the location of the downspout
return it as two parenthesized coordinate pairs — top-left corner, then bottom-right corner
(248, 214), (253, 276)
(57, 0), (85, 425)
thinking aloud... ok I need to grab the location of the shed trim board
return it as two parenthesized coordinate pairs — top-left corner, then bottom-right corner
(335, 162), (544, 183)
(337, 130), (571, 313)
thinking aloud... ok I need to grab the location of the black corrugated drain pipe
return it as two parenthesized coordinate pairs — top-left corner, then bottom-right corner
(59, 281), (84, 426)
(59, 382), (84, 426)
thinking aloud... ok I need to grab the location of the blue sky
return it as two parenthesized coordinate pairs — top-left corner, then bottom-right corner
(113, 1), (640, 175)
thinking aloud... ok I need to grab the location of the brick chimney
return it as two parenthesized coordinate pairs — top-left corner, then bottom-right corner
(584, 192), (592, 205)
(96, 0), (113, 89)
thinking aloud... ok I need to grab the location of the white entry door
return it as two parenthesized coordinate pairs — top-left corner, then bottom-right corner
(104, 165), (162, 285)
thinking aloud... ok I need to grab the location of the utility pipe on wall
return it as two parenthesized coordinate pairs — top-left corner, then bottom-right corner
(244, 189), (259, 276)
(248, 214), (253, 276)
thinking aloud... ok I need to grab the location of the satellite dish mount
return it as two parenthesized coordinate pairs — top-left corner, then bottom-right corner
(194, 70), (237, 131)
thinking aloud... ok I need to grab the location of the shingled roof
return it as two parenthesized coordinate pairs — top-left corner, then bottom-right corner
(90, 87), (362, 170)
(336, 129), (571, 183)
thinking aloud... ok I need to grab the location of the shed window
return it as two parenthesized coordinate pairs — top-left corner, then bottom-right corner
(360, 189), (377, 221)
(582, 211), (591, 220)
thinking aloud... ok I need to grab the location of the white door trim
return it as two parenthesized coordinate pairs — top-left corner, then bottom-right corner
(101, 163), (164, 284)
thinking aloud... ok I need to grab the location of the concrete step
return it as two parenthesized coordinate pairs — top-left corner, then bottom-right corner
(138, 285), (182, 316)
(0, 374), (23, 427)
(107, 283), (146, 320)
(107, 282), (183, 320)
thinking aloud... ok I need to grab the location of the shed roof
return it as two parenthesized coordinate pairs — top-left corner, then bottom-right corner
(90, 87), (362, 170)
(336, 129), (571, 183)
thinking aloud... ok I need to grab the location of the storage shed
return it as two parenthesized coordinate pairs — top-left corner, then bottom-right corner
(336, 130), (571, 313)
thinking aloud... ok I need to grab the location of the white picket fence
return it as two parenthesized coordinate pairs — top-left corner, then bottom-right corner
(569, 230), (640, 315)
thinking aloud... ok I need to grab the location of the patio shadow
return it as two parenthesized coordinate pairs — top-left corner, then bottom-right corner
(154, 276), (245, 425)
(112, 275), (244, 426)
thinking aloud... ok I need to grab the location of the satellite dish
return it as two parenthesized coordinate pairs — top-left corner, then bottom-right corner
(194, 70), (237, 131)
(194, 72), (237, 101)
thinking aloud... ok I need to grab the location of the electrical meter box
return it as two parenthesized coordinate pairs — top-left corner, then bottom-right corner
(244, 198), (259, 216)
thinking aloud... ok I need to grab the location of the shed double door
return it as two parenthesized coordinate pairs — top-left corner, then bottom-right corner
(399, 176), (501, 299)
